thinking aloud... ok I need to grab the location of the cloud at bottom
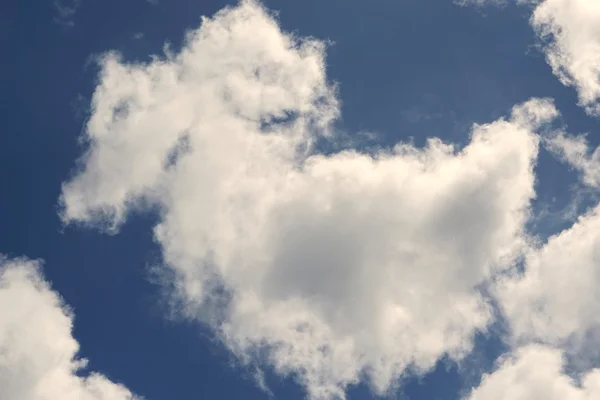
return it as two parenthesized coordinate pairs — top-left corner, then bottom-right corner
(0, 256), (139, 400)
(467, 345), (600, 400)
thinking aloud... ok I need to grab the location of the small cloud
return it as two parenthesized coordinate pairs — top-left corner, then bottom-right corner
(461, 0), (600, 116)
(401, 107), (444, 124)
(133, 32), (145, 40)
(454, 0), (507, 7)
(545, 132), (600, 189)
(70, 93), (89, 118)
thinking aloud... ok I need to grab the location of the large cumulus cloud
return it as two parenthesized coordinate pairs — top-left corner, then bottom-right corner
(59, 1), (562, 398)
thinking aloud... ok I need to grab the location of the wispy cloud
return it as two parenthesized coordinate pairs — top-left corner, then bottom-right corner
(53, 0), (81, 27)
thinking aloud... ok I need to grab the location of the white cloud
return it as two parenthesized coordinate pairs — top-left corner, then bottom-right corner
(545, 132), (600, 188)
(0, 257), (138, 400)
(530, 0), (600, 115)
(466, 345), (600, 400)
(59, 1), (560, 398)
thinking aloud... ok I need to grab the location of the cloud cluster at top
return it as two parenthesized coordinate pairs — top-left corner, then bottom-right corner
(57, 0), (583, 398)
(53, 0), (81, 27)
(532, 0), (600, 115)
(460, 0), (600, 116)
(0, 257), (139, 400)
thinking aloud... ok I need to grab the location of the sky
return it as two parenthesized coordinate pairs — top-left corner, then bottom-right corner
(2, 0), (600, 399)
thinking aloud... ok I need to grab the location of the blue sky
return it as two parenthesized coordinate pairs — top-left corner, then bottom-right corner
(2, 0), (600, 399)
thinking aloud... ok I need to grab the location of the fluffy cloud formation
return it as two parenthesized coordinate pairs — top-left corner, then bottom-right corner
(60, 1), (560, 398)
(467, 345), (600, 400)
(0, 257), (138, 400)
(460, 0), (600, 116)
